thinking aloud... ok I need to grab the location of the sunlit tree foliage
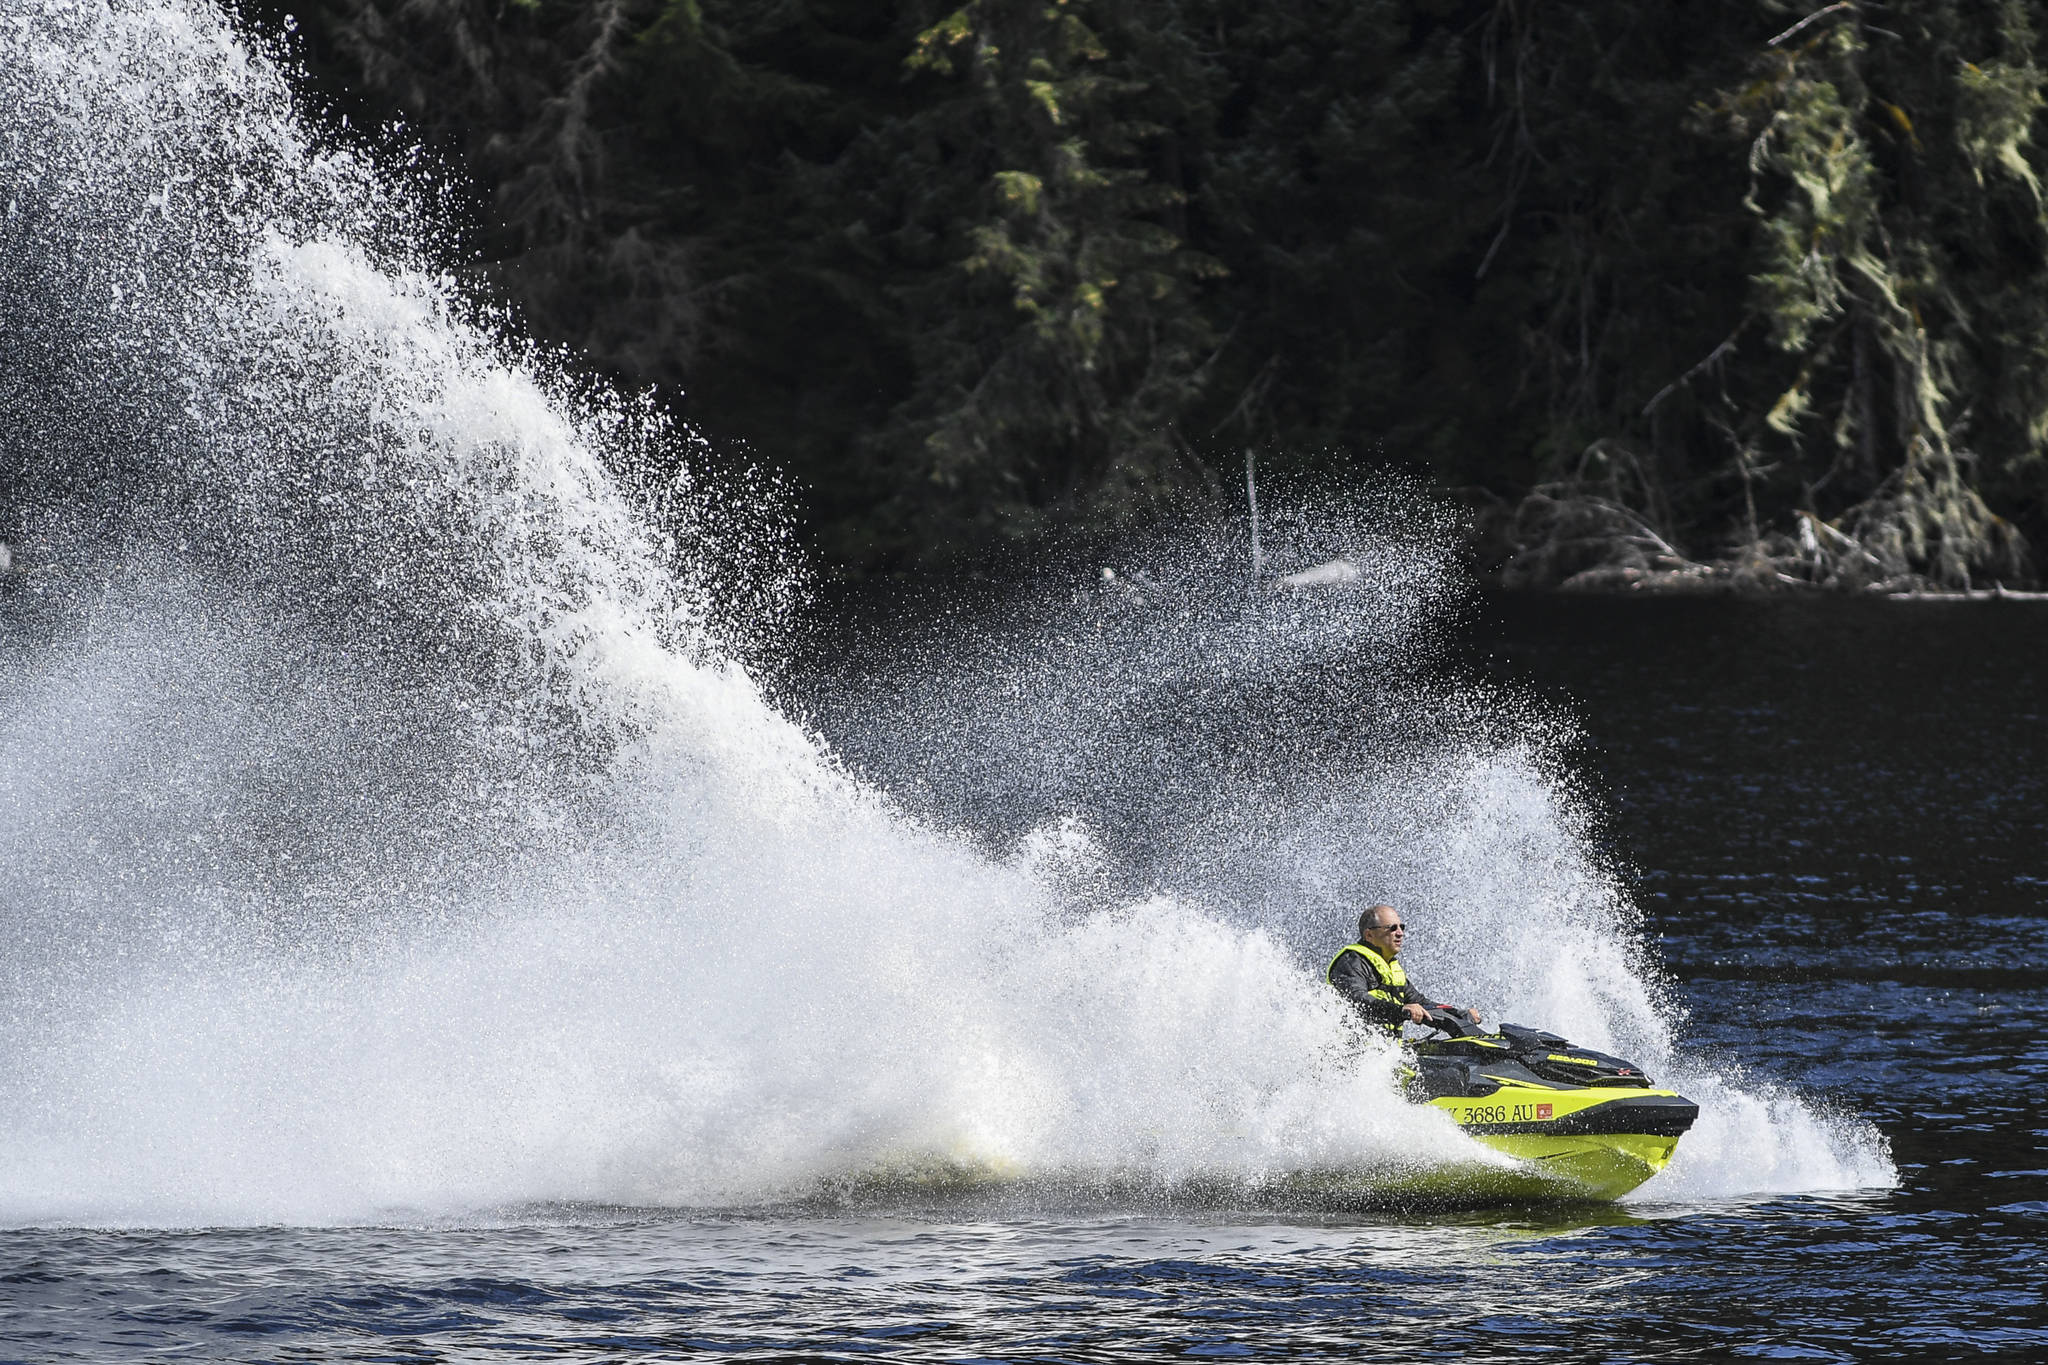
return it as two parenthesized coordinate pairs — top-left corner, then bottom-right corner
(255, 0), (2048, 586)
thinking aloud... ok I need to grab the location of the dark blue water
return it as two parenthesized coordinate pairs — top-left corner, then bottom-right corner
(5, 595), (2042, 1363)
(0, 1197), (2002, 1362)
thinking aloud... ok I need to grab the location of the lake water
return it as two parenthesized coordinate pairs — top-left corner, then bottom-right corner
(5, 595), (2042, 1362)
(3, 1), (2043, 1356)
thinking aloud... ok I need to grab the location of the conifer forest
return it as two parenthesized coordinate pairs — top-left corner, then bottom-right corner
(253, 0), (2048, 588)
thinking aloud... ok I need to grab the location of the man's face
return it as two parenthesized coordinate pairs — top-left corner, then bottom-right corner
(1362, 911), (1406, 959)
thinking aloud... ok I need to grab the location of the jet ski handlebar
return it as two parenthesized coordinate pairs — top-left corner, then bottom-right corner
(1418, 1006), (1488, 1038)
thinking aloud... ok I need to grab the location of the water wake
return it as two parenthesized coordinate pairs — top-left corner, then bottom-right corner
(0, 0), (1888, 1226)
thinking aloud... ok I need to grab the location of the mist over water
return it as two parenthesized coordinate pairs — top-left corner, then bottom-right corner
(0, 0), (1887, 1227)
(805, 531), (1895, 1207)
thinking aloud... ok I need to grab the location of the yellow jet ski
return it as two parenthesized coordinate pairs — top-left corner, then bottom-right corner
(1409, 1008), (1698, 1201)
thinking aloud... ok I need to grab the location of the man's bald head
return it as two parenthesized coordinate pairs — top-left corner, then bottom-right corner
(1358, 904), (1402, 941)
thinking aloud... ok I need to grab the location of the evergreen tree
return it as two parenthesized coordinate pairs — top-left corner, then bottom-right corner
(847, 0), (1225, 559)
(246, 0), (2048, 586)
(1680, 0), (2046, 586)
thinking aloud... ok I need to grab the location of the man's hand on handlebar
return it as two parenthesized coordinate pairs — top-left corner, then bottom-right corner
(1414, 1004), (1484, 1031)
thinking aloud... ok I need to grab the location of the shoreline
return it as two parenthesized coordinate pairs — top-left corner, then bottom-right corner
(1501, 565), (2048, 600)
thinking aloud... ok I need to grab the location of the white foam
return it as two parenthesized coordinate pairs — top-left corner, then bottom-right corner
(0, 0), (1893, 1226)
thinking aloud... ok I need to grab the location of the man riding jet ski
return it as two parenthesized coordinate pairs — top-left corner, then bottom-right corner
(1329, 905), (1697, 1200)
(1327, 905), (1482, 1035)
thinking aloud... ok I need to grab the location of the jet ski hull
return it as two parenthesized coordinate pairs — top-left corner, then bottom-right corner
(1429, 1091), (1694, 1200)
(1413, 1021), (1700, 1201)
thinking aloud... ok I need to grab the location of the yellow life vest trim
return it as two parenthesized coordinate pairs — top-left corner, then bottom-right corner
(1326, 942), (1408, 990)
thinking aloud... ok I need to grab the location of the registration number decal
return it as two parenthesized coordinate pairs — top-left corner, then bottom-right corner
(1460, 1101), (1557, 1124)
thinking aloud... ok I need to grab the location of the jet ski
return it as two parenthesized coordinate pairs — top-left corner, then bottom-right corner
(1408, 1007), (1698, 1201)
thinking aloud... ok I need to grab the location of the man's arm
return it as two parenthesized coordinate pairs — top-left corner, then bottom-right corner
(1328, 952), (1412, 1029)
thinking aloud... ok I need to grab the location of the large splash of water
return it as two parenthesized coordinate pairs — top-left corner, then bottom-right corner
(0, 0), (1888, 1225)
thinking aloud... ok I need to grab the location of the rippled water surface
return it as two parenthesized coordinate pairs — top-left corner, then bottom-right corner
(5, 597), (2043, 1362)
(0, 1194), (2019, 1363)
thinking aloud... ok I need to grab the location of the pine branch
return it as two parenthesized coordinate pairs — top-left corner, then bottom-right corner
(1767, 3), (1856, 49)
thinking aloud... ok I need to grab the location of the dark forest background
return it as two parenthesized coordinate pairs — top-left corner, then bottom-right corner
(246, 0), (2048, 589)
